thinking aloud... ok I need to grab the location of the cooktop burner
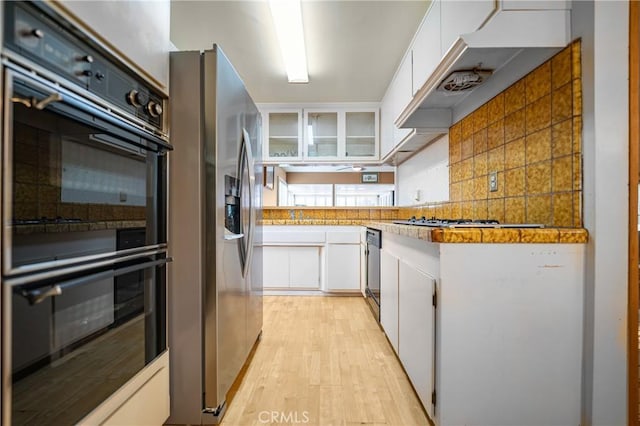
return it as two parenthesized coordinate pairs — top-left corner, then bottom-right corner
(392, 216), (544, 228)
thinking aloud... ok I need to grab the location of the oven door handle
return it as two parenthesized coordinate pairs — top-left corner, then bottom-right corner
(20, 257), (172, 305)
(24, 284), (63, 305)
(10, 92), (63, 110)
(33, 92), (63, 110)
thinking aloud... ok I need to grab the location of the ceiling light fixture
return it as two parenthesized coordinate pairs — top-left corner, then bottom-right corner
(269, 0), (309, 83)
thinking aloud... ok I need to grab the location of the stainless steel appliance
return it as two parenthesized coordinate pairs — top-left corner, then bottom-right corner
(393, 216), (545, 228)
(1, 2), (171, 425)
(167, 46), (263, 425)
(365, 228), (381, 322)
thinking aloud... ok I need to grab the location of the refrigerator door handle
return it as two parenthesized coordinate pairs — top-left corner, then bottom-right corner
(224, 232), (245, 241)
(239, 128), (255, 278)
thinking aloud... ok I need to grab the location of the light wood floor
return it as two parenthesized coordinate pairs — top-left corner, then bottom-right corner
(221, 296), (430, 426)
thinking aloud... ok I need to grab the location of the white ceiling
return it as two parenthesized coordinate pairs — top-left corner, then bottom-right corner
(170, 1), (429, 104)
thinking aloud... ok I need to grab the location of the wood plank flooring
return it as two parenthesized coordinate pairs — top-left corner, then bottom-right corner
(221, 296), (430, 426)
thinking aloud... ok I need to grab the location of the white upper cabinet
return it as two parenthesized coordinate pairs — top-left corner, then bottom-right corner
(394, 53), (414, 125)
(412, 0), (442, 96)
(379, 93), (395, 159)
(304, 109), (339, 159)
(264, 110), (303, 161)
(57, 1), (170, 91)
(440, 0), (496, 56)
(379, 52), (413, 160)
(345, 111), (377, 158)
(391, 55), (413, 148)
(303, 108), (378, 161)
(260, 105), (379, 163)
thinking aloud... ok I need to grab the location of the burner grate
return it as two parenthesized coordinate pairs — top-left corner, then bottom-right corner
(392, 216), (544, 228)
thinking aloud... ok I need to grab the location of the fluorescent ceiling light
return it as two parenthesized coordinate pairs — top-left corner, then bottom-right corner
(269, 0), (309, 83)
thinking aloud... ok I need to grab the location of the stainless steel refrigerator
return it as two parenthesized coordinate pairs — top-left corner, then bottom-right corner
(167, 45), (263, 425)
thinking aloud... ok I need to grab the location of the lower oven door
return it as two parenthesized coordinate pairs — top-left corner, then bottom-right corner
(2, 255), (168, 425)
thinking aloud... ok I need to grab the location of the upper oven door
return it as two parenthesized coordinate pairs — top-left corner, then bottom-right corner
(3, 66), (169, 277)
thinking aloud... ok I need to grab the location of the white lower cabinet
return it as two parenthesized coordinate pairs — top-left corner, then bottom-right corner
(263, 246), (320, 289)
(380, 249), (399, 353)
(289, 247), (321, 288)
(398, 261), (435, 420)
(326, 243), (360, 291)
(263, 226), (364, 292)
(263, 247), (289, 288)
(378, 231), (585, 426)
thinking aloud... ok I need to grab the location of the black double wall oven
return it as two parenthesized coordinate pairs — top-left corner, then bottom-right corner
(1, 2), (171, 424)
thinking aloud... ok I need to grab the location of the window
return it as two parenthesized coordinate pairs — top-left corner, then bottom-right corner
(335, 184), (394, 207)
(282, 184), (395, 207)
(286, 184), (333, 206)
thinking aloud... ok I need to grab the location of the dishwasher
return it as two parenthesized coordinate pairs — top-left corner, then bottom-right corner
(365, 228), (381, 322)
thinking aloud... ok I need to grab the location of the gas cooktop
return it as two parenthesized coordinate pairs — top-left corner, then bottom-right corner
(392, 217), (544, 228)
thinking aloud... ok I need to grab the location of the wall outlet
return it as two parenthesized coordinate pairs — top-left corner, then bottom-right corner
(489, 171), (498, 192)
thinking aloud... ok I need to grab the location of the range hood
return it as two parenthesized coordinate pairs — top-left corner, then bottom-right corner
(395, 5), (572, 137)
(381, 128), (449, 166)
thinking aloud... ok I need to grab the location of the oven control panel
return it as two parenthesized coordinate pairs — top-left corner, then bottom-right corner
(2, 1), (166, 133)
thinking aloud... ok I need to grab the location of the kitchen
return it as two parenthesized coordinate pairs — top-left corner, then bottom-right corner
(0, 1), (632, 426)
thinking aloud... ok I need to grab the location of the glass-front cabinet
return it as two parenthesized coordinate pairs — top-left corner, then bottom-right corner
(346, 111), (376, 158)
(261, 106), (379, 163)
(264, 110), (302, 160)
(305, 110), (338, 158)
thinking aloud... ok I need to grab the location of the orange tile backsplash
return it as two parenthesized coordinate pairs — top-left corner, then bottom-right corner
(447, 40), (582, 227)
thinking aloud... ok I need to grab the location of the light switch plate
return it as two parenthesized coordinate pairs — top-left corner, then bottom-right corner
(489, 171), (498, 192)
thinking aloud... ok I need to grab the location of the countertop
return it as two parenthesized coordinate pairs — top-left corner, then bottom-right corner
(365, 221), (589, 244)
(261, 220), (589, 244)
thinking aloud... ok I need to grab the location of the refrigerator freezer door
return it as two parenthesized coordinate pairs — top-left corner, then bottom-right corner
(203, 46), (253, 416)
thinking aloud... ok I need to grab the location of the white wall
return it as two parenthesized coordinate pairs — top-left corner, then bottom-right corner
(574, 1), (629, 424)
(396, 135), (449, 206)
(57, 1), (171, 91)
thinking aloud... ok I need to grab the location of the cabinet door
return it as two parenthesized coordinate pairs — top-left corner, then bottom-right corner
(379, 94), (395, 159)
(398, 261), (435, 419)
(263, 246), (290, 288)
(380, 250), (399, 353)
(345, 111), (378, 159)
(304, 110), (339, 158)
(441, 0), (496, 55)
(412, 0), (441, 95)
(265, 110), (302, 161)
(327, 244), (360, 290)
(392, 54), (413, 145)
(289, 247), (321, 289)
